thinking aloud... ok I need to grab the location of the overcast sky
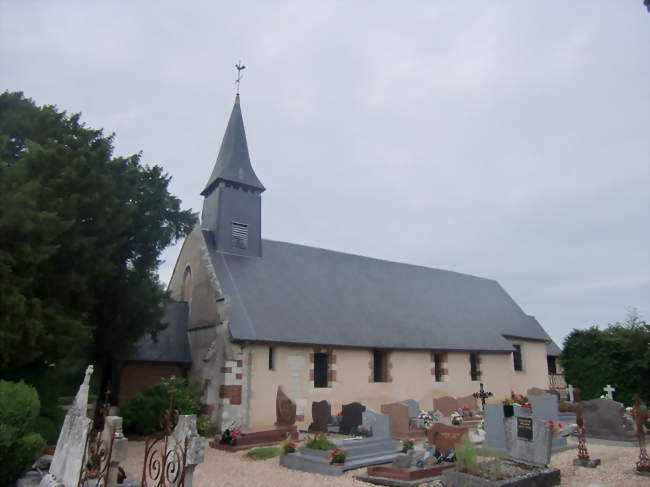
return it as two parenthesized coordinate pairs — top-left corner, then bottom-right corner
(2, 1), (648, 347)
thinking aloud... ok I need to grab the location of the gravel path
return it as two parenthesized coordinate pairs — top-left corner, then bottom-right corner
(120, 438), (649, 486)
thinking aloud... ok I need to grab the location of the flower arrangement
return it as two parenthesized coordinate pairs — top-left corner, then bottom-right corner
(461, 407), (473, 417)
(328, 448), (347, 464)
(401, 438), (415, 453)
(546, 420), (564, 435)
(417, 410), (433, 427)
(451, 412), (463, 426)
(503, 392), (529, 406)
(283, 440), (299, 454)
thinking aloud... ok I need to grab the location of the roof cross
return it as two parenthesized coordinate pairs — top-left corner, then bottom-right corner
(235, 61), (246, 95)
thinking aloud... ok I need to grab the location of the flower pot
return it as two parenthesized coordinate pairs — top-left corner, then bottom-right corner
(503, 405), (514, 417)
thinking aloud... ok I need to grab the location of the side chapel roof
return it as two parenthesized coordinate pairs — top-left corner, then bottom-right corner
(123, 301), (192, 363)
(204, 235), (555, 352)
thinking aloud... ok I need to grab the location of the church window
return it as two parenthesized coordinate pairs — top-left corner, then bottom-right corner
(231, 222), (248, 249)
(314, 352), (328, 388)
(268, 346), (275, 370)
(469, 352), (480, 381)
(373, 350), (388, 382)
(547, 355), (557, 374)
(513, 344), (523, 371)
(181, 266), (192, 304)
(433, 352), (443, 382)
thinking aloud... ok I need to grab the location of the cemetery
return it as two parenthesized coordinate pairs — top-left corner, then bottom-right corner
(11, 367), (650, 487)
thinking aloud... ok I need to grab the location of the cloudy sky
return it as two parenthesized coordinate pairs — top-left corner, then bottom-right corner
(2, 1), (648, 347)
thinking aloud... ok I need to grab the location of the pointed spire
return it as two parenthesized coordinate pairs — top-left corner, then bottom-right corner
(201, 95), (265, 196)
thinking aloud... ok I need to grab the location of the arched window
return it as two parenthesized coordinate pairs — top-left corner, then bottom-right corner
(181, 266), (192, 304)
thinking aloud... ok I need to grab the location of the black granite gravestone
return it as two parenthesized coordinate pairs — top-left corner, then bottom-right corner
(308, 400), (331, 433)
(340, 402), (366, 435)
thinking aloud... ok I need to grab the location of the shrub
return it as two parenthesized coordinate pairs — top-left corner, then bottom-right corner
(455, 435), (478, 474)
(121, 377), (201, 436)
(305, 433), (336, 451)
(0, 381), (46, 485)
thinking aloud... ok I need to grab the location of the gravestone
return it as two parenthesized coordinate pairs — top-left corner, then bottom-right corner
(308, 400), (331, 432)
(530, 392), (569, 451)
(362, 409), (392, 439)
(527, 387), (548, 397)
(275, 386), (296, 426)
(483, 403), (507, 452)
(40, 365), (94, 487)
(170, 415), (205, 487)
(401, 399), (419, 419)
(427, 423), (469, 451)
(567, 384), (575, 403)
(582, 398), (636, 442)
(381, 402), (411, 438)
(210, 386), (298, 452)
(340, 402), (365, 435)
(433, 396), (459, 417)
(457, 394), (479, 412)
(504, 416), (553, 467)
(603, 384), (615, 400)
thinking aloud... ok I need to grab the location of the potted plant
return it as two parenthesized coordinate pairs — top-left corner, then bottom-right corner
(502, 397), (514, 417)
(451, 412), (463, 425)
(328, 447), (347, 465)
(401, 438), (415, 453)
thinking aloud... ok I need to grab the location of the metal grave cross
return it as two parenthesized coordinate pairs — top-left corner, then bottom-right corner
(603, 384), (615, 400)
(472, 382), (493, 410)
(567, 384), (575, 403)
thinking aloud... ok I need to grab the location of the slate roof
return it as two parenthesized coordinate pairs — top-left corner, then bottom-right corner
(546, 340), (562, 356)
(124, 301), (192, 363)
(204, 235), (555, 352)
(201, 95), (265, 195)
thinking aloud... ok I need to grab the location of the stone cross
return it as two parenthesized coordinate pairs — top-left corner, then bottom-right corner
(472, 382), (493, 410)
(603, 384), (615, 400)
(567, 384), (575, 403)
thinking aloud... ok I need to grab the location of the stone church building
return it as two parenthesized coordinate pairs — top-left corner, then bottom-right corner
(120, 95), (562, 430)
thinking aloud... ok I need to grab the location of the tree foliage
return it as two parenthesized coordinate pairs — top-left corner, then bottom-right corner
(560, 309), (650, 405)
(0, 91), (196, 376)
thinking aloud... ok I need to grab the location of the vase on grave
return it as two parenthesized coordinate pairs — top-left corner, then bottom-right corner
(503, 405), (514, 417)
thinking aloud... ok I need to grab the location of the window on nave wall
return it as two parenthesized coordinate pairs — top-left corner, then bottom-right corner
(181, 266), (192, 304)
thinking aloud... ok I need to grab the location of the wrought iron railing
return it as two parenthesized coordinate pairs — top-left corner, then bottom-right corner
(549, 373), (566, 390)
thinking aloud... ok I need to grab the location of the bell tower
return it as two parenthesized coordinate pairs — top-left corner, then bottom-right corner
(201, 94), (265, 257)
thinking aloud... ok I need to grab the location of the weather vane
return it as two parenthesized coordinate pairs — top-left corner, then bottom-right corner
(235, 61), (246, 95)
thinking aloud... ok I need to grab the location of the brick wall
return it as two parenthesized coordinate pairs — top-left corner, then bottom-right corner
(118, 362), (186, 404)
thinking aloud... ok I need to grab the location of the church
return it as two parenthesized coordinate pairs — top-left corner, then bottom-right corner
(118, 94), (562, 431)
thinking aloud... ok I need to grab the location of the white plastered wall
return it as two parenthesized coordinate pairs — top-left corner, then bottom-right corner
(245, 340), (550, 429)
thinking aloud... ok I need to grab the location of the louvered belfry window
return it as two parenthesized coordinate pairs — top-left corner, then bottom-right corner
(231, 222), (248, 249)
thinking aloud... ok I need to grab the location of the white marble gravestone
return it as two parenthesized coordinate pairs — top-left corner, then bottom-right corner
(170, 415), (205, 487)
(40, 365), (94, 487)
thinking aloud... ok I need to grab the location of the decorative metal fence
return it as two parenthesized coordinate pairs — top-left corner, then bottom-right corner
(141, 400), (189, 487)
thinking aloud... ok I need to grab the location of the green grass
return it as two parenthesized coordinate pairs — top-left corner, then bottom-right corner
(246, 446), (282, 460)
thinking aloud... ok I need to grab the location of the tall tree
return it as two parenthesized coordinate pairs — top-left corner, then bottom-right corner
(560, 309), (650, 405)
(0, 91), (196, 381)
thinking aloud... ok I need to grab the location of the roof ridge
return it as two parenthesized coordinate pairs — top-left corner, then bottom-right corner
(260, 238), (499, 283)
